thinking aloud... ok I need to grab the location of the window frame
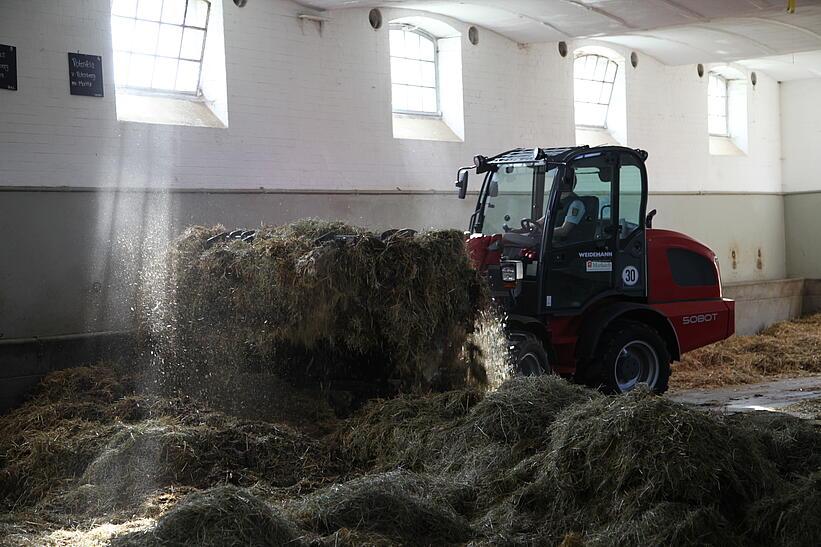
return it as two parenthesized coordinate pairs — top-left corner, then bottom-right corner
(708, 72), (730, 137)
(573, 53), (619, 130)
(110, 0), (212, 99)
(388, 24), (441, 118)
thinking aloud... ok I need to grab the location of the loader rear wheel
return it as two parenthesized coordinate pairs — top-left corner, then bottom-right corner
(594, 320), (670, 394)
(509, 332), (549, 376)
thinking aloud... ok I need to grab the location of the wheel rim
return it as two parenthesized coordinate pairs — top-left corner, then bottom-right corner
(518, 351), (544, 376)
(614, 340), (659, 392)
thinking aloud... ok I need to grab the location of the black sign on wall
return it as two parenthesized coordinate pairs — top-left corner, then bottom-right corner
(0, 44), (17, 91)
(67, 52), (103, 97)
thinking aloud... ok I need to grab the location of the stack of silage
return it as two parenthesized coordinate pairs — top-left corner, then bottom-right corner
(2, 366), (821, 546)
(143, 220), (488, 392)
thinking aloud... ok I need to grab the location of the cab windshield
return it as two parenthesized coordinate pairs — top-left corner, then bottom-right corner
(478, 164), (557, 235)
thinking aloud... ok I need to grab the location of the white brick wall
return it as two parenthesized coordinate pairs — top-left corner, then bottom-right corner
(0, 0), (784, 194)
(624, 50), (782, 194)
(0, 1), (574, 191)
(781, 79), (821, 194)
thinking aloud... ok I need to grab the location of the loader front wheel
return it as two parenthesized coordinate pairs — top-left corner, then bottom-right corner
(509, 331), (549, 376)
(594, 320), (671, 394)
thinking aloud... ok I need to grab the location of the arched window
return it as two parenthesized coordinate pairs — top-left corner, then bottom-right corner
(111, 0), (211, 95)
(708, 73), (729, 136)
(389, 25), (439, 116)
(574, 54), (619, 128)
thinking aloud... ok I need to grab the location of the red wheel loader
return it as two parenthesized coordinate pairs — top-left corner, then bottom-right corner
(455, 146), (735, 394)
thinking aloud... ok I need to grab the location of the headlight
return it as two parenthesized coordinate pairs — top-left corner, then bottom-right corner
(500, 261), (524, 282)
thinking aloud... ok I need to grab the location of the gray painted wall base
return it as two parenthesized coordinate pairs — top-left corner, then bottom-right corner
(0, 188), (790, 340)
(723, 278), (806, 335)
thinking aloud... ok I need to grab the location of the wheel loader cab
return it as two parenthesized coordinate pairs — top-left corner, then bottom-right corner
(542, 149), (648, 312)
(468, 146), (649, 316)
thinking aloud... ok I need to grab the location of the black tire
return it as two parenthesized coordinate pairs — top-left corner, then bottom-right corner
(593, 320), (671, 394)
(509, 331), (549, 376)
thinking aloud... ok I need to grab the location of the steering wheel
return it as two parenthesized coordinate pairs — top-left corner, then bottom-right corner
(520, 218), (539, 232)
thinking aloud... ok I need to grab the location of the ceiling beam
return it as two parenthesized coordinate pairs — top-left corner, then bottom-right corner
(556, 0), (638, 30)
(740, 16), (821, 44)
(652, 0), (708, 21)
(686, 24), (778, 55)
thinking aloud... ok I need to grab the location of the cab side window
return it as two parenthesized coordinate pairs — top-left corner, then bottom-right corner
(552, 155), (614, 247)
(618, 157), (644, 240)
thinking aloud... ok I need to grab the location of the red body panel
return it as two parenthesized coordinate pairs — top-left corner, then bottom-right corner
(646, 229), (722, 302)
(467, 234), (501, 269)
(644, 228), (735, 354)
(651, 299), (735, 354)
(468, 228), (735, 375)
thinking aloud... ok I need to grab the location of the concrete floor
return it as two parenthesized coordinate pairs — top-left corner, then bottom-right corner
(669, 374), (821, 417)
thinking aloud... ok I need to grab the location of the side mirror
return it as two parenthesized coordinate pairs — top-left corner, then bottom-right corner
(646, 209), (658, 228)
(456, 170), (469, 199)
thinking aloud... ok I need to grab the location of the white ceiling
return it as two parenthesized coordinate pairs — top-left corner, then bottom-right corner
(299, 0), (821, 80)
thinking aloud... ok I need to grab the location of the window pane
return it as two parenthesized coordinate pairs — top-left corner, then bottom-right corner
(157, 24), (183, 57)
(389, 29), (404, 58)
(422, 87), (437, 113)
(392, 84), (407, 111)
(419, 36), (435, 61)
(128, 54), (155, 88)
(593, 57), (607, 81)
(406, 86), (423, 112)
(420, 61), (435, 87)
(176, 60), (200, 92)
(583, 55), (596, 79)
(113, 52), (131, 86)
(112, 0), (138, 18)
(405, 30), (419, 55)
(161, 0), (187, 25)
(599, 82), (614, 104)
(152, 57), (177, 90)
(392, 58), (414, 86)
(576, 102), (607, 127)
(133, 20), (160, 54)
(185, 0), (210, 27)
(604, 61), (617, 83)
(137, 0), (163, 21)
(709, 115), (727, 136)
(111, 16), (135, 52)
(573, 56), (585, 75)
(180, 27), (205, 60)
(577, 80), (601, 103)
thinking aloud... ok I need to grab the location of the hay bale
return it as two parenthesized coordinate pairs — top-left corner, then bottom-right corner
(340, 388), (482, 469)
(149, 220), (488, 392)
(292, 470), (472, 545)
(79, 416), (331, 512)
(725, 411), (821, 478)
(0, 420), (123, 509)
(745, 471), (821, 547)
(460, 376), (601, 446)
(584, 502), (741, 547)
(111, 485), (307, 547)
(528, 391), (780, 519)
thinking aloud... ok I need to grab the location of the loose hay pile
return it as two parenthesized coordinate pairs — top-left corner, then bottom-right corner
(2, 366), (820, 546)
(673, 313), (821, 389)
(146, 220), (489, 393)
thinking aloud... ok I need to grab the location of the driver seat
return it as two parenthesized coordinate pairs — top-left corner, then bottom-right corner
(572, 196), (600, 242)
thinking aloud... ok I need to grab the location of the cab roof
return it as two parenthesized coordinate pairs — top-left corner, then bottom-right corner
(486, 145), (647, 166)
